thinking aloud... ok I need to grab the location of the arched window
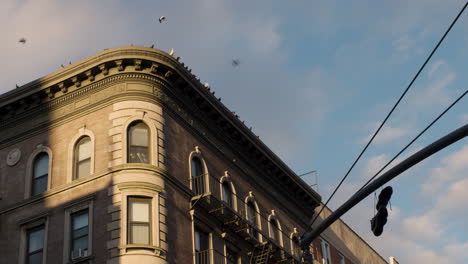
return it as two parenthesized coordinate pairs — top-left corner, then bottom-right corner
(127, 121), (149, 163)
(291, 236), (301, 258)
(221, 181), (233, 208)
(75, 137), (91, 179)
(269, 219), (281, 242)
(32, 153), (48, 196)
(247, 201), (259, 240)
(191, 157), (205, 195)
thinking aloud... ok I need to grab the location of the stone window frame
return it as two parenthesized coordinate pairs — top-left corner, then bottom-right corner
(289, 228), (302, 259)
(18, 214), (49, 264)
(62, 197), (94, 263)
(267, 210), (283, 247)
(320, 238), (332, 264)
(191, 218), (214, 264)
(244, 192), (263, 242)
(188, 146), (210, 194)
(118, 182), (162, 255)
(219, 171), (238, 212)
(24, 145), (53, 199)
(121, 114), (158, 166)
(67, 127), (96, 183)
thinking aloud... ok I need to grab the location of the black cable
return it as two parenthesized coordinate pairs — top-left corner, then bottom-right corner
(309, 1), (468, 227)
(358, 89), (467, 192)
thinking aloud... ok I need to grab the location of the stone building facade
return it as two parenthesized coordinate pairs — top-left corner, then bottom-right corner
(0, 47), (387, 264)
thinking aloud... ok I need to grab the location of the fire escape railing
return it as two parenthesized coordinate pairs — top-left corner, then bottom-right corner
(190, 172), (303, 263)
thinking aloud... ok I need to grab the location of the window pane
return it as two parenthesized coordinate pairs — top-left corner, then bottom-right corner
(131, 224), (149, 244)
(32, 176), (47, 196)
(247, 203), (256, 224)
(195, 229), (208, 252)
(269, 222), (276, 240)
(191, 158), (203, 177)
(77, 138), (91, 161)
(222, 182), (233, 207)
(128, 146), (149, 163)
(28, 251), (43, 264)
(33, 153), (48, 179)
(72, 236), (88, 253)
(130, 126), (148, 147)
(28, 228), (44, 253)
(72, 212), (88, 232)
(130, 200), (149, 222)
(77, 159), (91, 179)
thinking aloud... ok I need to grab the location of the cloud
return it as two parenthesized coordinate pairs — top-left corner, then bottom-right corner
(460, 113), (468, 124)
(361, 123), (411, 145)
(421, 144), (468, 195)
(427, 60), (445, 79)
(402, 214), (442, 241)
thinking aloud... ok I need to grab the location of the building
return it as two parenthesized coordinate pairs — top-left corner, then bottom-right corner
(0, 46), (387, 264)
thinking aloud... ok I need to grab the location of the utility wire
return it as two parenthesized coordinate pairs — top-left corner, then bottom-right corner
(358, 89), (467, 192)
(309, 1), (468, 227)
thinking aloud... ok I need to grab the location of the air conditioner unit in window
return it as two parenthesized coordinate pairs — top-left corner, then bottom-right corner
(71, 248), (88, 259)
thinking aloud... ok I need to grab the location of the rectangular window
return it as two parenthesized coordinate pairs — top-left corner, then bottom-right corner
(76, 138), (91, 179)
(321, 239), (332, 264)
(339, 254), (345, 264)
(194, 228), (209, 264)
(27, 225), (45, 264)
(128, 197), (151, 244)
(71, 210), (89, 259)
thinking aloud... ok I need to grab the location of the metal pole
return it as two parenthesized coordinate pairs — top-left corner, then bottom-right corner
(300, 123), (468, 249)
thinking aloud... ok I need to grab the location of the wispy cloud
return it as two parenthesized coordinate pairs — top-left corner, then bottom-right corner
(360, 123), (411, 145)
(421, 144), (468, 195)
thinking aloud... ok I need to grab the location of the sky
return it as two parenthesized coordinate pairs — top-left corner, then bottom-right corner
(1, 0), (468, 262)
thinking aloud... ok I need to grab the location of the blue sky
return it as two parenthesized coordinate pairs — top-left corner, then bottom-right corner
(1, 0), (468, 262)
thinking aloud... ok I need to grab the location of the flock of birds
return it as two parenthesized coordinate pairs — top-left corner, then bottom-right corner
(16, 15), (253, 135)
(18, 15), (241, 69)
(16, 15), (241, 101)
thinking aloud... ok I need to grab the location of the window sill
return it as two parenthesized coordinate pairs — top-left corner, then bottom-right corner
(69, 255), (93, 264)
(119, 244), (166, 256)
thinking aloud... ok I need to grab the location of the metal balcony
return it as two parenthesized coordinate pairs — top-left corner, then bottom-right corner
(194, 249), (225, 264)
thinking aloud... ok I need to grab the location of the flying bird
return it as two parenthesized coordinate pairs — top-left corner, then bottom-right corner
(232, 59), (240, 67)
(169, 48), (174, 56)
(159, 16), (166, 23)
(18, 38), (26, 44)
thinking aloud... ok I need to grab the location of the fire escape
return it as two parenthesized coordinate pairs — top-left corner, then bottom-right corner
(190, 173), (302, 264)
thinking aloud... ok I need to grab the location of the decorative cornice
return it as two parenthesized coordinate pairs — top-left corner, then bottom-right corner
(0, 46), (321, 210)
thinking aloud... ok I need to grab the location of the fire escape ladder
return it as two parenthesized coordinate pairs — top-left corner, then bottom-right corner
(250, 242), (271, 264)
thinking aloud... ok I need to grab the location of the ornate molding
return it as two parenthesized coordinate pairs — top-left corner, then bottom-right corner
(0, 47), (321, 209)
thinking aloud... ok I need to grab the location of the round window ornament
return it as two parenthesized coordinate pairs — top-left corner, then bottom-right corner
(6, 148), (21, 166)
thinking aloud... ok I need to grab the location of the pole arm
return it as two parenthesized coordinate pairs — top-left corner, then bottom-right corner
(300, 123), (468, 249)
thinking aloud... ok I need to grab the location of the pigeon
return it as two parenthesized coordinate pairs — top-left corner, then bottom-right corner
(169, 48), (174, 56)
(232, 59), (240, 67)
(150, 44), (154, 48)
(18, 38), (26, 44)
(159, 16), (166, 23)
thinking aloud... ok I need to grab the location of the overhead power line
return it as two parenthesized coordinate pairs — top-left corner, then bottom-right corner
(309, 1), (468, 227)
(358, 89), (467, 192)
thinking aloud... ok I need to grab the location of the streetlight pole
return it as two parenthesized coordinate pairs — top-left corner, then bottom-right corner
(300, 123), (468, 251)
